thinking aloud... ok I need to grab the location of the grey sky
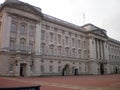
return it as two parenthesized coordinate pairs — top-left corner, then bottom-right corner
(0, 0), (120, 41)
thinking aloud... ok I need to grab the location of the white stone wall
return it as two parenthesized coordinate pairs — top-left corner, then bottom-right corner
(0, 1), (120, 76)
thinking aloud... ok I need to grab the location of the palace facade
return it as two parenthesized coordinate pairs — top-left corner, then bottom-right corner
(0, 0), (120, 76)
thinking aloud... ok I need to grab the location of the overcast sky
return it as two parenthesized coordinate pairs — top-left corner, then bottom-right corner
(0, 0), (120, 41)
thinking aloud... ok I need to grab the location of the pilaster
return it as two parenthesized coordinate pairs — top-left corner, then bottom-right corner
(1, 12), (11, 50)
(35, 21), (41, 55)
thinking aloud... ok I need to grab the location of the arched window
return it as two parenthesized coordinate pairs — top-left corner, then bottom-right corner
(78, 49), (81, 58)
(65, 48), (69, 57)
(58, 47), (62, 56)
(49, 45), (54, 55)
(72, 49), (76, 57)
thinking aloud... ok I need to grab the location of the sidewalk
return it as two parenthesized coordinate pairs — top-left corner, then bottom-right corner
(0, 74), (120, 90)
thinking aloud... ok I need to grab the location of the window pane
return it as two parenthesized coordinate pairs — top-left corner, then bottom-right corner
(58, 34), (61, 44)
(50, 32), (53, 42)
(20, 39), (26, 50)
(10, 40), (15, 50)
(29, 26), (34, 36)
(41, 45), (45, 54)
(11, 22), (17, 33)
(20, 24), (26, 35)
(41, 30), (45, 40)
(41, 65), (44, 72)
(49, 65), (53, 72)
(29, 43), (33, 51)
(9, 63), (14, 71)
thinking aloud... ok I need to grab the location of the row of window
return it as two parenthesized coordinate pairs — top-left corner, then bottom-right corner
(9, 63), (81, 74)
(10, 38), (34, 51)
(11, 21), (35, 37)
(41, 44), (88, 58)
(40, 65), (82, 73)
(109, 55), (120, 61)
(108, 47), (120, 55)
(41, 30), (87, 48)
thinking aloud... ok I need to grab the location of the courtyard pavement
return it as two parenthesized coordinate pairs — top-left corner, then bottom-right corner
(0, 74), (120, 90)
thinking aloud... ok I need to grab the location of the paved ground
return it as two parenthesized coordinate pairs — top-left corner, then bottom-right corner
(0, 74), (120, 90)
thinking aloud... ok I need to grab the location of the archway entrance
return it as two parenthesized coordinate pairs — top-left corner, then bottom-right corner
(20, 63), (26, 77)
(115, 67), (118, 74)
(62, 64), (70, 76)
(74, 68), (78, 75)
(100, 63), (104, 75)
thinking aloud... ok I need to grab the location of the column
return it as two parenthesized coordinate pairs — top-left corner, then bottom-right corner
(101, 40), (103, 59)
(97, 39), (100, 59)
(102, 41), (105, 59)
(1, 13), (11, 49)
(95, 38), (98, 59)
(35, 21), (41, 55)
(99, 40), (102, 59)
(16, 17), (20, 51)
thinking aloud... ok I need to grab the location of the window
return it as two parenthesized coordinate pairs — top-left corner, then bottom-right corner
(65, 36), (68, 45)
(50, 46), (54, 55)
(30, 59), (34, 72)
(58, 34), (61, 44)
(72, 38), (75, 46)
(9, 63), (14, 71)
(78, 40), (81, 48)
(11, 22), (17, 33)
(10, 39), (16, 50)
(83, 41), (86, 48)
(20, 39), (26, 50)
(109, 55), (111, 60)
(65, 48), (69, 57)
(72, 49), (75, 57)
(46, 25), (50, 30)
(41, 44), (45, 55)
(54, 27), (57, 31)
(40, 65), (44, 72)
(20, 24), (26, 35)
(78, 50), (81, 58)
(58, 66), (61, 72)
(49, 65), (53, 72)
(29, 26), (34, 37)
(58, 47), (62, 56)
(108, 47), (110, 53)
(41, 30), (45, 40)
(29, 42), (33, 52)
(50, 32), (54, 42)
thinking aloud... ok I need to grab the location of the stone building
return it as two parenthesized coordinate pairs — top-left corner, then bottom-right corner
(0, 0), (120, 76)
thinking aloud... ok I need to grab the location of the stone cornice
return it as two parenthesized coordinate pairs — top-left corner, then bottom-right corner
(0, 0), (43, 17)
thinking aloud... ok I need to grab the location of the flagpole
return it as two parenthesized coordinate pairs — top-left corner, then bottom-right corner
(83, 13), (85, 24)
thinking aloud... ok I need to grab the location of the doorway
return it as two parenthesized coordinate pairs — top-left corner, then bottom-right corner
(74, 68), (78, 75)
(100, 63), (104, 75)
(115, 67), (118, 74)
(62, 64), (70, 76)
(20, 63), (26, 77)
